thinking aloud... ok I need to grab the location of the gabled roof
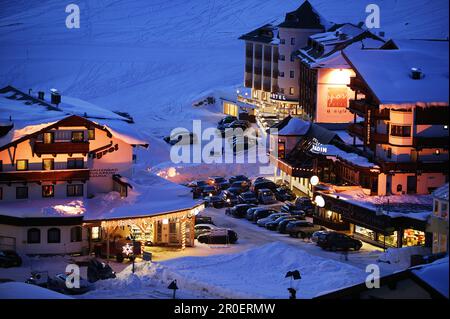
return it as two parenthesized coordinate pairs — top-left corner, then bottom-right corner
(278, 1), (329, 30)
(433, 183), (449, 201)
(239, 24), (278, 44)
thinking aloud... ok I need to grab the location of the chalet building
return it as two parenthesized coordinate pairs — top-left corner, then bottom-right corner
(295, 23), (385, 125)
(237, 1), (328, 119)
(268, 40), (448, 248)
(0, 86), (203, 255)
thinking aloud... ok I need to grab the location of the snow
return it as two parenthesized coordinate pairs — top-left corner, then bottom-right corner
(320, 144), (378, 168)
(0, 197), (86, 218)
(433, 183), (449, 201)
(343, 40), (449, 104)
(378, 246), (431, 267)
(0, 282), (72, 299)
(277, 117), (311, 136)
(412, 257), (449, 298)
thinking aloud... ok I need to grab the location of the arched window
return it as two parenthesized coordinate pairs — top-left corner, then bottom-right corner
(47, 228), (61, 244)
(70, 226), (82, 242)
(27, 228), (41, 244)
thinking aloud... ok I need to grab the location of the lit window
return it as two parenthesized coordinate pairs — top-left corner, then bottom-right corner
(88, 129), (95, 140)
(42, 185), (54, 198)
(91, 226), (101, 240)
(390, 125), (411, 137)
(16, 160), (28, 171)
(71, 131), (84, 142)
(289, 87), (295, 95)
(435, 149), (441, 155)
(43, 132), (54, 144)
(42, 159), (54, 170)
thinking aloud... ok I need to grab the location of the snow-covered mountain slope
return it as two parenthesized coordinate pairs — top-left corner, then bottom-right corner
(0, 0), (448, 143)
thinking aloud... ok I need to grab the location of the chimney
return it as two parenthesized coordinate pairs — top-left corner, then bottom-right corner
(50, 88), (61, 106)
(410, 68), (423, 80)
(38, 91), (45, 100)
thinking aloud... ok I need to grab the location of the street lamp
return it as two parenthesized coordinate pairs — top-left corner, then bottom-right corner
(314, 195), (325, 208)
(310, 175), (319, 186)
(285, 270), (301, 299)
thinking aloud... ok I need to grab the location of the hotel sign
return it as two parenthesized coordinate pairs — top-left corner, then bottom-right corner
(327, 87), (348, 108)
(270, 93), (287, 101)
(309, 138), (328, 154)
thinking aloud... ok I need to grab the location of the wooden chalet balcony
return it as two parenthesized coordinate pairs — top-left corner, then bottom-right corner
(348, 99), (367, 115)
(269, 154), (313, 178)
(34, 142), (89, 155)
(413, 136), (449, 148)
(0, 169), (90, 183)
(378, 160), (449, 173)
(348, 77), (367, 93)
(371, 131), (389, 144)
(348, 123), (365, 138)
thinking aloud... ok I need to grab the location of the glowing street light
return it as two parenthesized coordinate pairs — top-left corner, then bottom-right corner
(310, 175), (319, 186)
(314, 195), (325, 208)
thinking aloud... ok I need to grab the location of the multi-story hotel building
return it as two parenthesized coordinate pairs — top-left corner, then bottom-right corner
(0, 86), (203, 255)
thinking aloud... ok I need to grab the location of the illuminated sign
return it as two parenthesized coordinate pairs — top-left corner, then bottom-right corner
(327, 87), (348, 108)
(310, 138), (328, 154)
(270, 93), (287, 101)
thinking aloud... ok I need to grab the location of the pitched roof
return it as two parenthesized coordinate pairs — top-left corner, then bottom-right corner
(278, 0), (329, 30)
(239, 24), (278, 44)
(433, 183), (449, 201)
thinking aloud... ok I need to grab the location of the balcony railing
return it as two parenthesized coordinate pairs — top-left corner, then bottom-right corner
(413, 136), (449, 148)
(378, 160), (449, 173)
(348, 99), (367, 115)
(0, 169), (90, 183)
(269, 154), (313, 178)
(34, 142), (89, 155)
(348, 123), (365, 138)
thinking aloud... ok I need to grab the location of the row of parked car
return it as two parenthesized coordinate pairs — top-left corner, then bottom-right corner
(225, 198), (363, 252)
(194, 215), (238, 244)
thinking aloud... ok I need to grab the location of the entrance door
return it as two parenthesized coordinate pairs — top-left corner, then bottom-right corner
(169, 222), (179, 244)
(407, 176), (417, 194)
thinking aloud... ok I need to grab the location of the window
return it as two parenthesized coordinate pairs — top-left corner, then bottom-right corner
(88, 129), (95, 140)
(289, 87), (295, 95)
(42, 185), (54, 198)
(16, 186), (28, 199)
(16, 160), (28, 171)
(71, 131), (84, 142)
(280, 39), (285, 44)
(91, 226), (101, 240)
(279, 55), (285, 61)
(47, 228), (61, 243)
(291, 38), (295, 45)
(386, 148), (392, 159)
(42, 159), (54, 171)
(70, 226), (82, 242)
(279, 71), (285, 77)
(27, 228), (41, 244)
(43, 132), (54, 144)
(391, 125), (411, 137)
(67, 158), (84, 169)
(290, 71), (295, 78)
(67, 184), (83, 197)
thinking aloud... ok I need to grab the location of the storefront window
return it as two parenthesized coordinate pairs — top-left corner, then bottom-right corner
(378, 231), (398, 247)
(355, 226), (375, 241)
(403, 229), (425, 246)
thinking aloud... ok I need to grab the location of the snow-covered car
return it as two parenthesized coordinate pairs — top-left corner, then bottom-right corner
(311, 230), (330, 243)
(194, 224), (218, 238)
(197, 229), (238, 244)
(207, 176), (230, 190)
(294, 197), (314, 215)
(219, 190), (239, 207)
(257, 188), (276, 204)
(217, 115), (237, 129)
(265, 215), (302, 231)
(228, 175), (251, 186)
(286, 221), (323, 239)
(276, 216), (306, 233)
(226, 204), (257, 218)
(204, 195), (225, 208)
(238, 191), (258, 205)
(229, 135), (258, 154)
(252, 208), (279, 222)
(0, 250), (22, 268)
(87, 258), (116, 283)
(316, 232), (363, 251)
(201, 185), (218, 197)
(280, 202), (306, 217)
(195, 215), (215, 225)
(273, 187), (296, 202)
(164, 132), (198, 145)
(256, 213), (289, 227)
(26, 271), (92, 295)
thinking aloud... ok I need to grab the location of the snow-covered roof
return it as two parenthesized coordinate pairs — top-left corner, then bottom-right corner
(411, 257), (449, 298)
(239, 24), (279, 45)
(278, 0), (331, 30)
(432, 183), (449, 202)
(0, 198), (86, 219)
(320, 144), (377, 168)
(0, 86), (148, 148)
(343, 40), (449, 104)
(276, 117), (311, 136)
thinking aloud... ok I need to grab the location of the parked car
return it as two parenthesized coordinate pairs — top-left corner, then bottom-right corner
(87, 258), (116, 283)
(276, 216), (306, 233)
(238, 191), (259, 205)
(273, 187), (296, 202)
(219, 190), (239, 207)
(201, 185), (218, 197)
(316, 232), (363, 251)
(227, 204), (257, 218)
(256, 213), (289, 227)
(204, 195), (225, 208)
(257, 188), (276, 204)
(164, 131), (198, 145)
(26, 271), (92, 295)
(229, 135), (258, 154)
(252, 208), (279, 222)
(286, 221), (323, 238)
(208, 176), (230, 190)
(195, 215), (215, 225)
(0, 250), (22, 268)
(229, 175), (251, 186)
(217, 115), (237, 128)
(188, 180), (209, 198)
(311, 230), (330, 243)
(265, 215), (301, 231)
(294, 197), (314, 215)
(197, 229), (238, 244)
(280, 202), (306, 217)
(194, 224), (218, 238)
(245, 207), (260, 221)
(252, 180), (277, 193)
